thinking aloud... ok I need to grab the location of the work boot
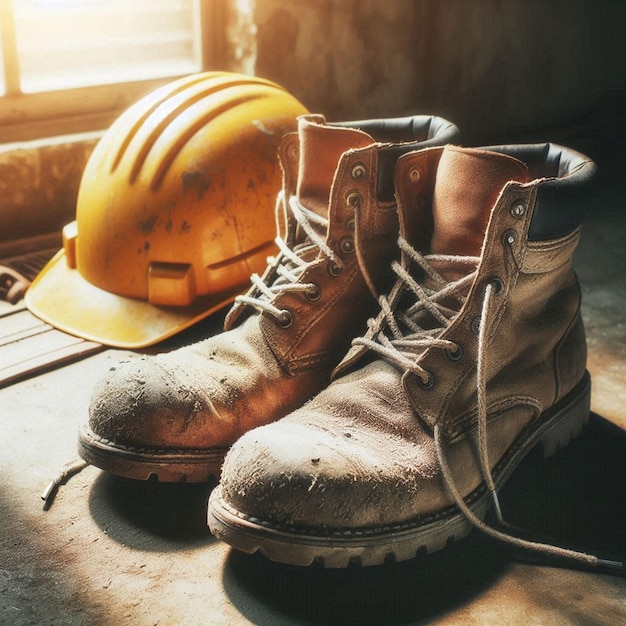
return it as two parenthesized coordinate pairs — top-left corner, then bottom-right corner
(79, 114), (460, 482)
(209, 143), (613, 570)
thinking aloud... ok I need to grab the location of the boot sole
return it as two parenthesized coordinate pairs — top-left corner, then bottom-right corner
(207, 371), (591, 567)
(78, 426), (226, 483)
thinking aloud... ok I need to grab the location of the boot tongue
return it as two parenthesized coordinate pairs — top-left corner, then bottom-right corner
(296, 116), (375, 218)
(430, 145), (531, 257)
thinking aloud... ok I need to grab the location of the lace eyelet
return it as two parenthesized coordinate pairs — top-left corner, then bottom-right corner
(287, 143), (299, 162)
(340, 237), (355, 254)
(328, 261), (343, 277)
(277, 309), (293, 328)
(305, 283), (321, 301)
(502, 229), (517, 246)
(471, 316), (481, 335)
(346, 191), (362, 209)
(351, 163), (366, 181)
(510, 201), (526, 218)
(409, 167), (422, 183)
(418, 371), (435, 390)
(446, 343), (463, 361)
(487, 276), (504, 295)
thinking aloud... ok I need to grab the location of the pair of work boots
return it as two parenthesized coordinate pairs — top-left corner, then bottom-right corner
(80, 114), (613, 570)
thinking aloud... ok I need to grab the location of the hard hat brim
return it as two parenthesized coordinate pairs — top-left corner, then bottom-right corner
(25, 250), (241, 349)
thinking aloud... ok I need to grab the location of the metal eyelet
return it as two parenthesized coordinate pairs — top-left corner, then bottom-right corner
(328, 261), (343, 277)
(305, 283), (321, 301)
(347, 219), (355, 232)
(510, 202), (526, 218)
(471, 316), (481, 335)
(502, 229), (517, 246)
(340, 237), (355, 254)
(277, 309), (293, 328)
(351, 163), (367, 181)
(346, 191), (362, 209)
(488, 276), (504, 295)
(409, 167), (422, 183)
(417, 371), (435, 390)
(287, 143), (299, 162)
(446, 343), (463, 361)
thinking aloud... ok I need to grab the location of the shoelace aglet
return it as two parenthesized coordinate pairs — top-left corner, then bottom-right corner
(41, 460), (89, 508)
(596, 558), (624, 572)
(41, 480), (57, 503)
(489, 487), (505, 525)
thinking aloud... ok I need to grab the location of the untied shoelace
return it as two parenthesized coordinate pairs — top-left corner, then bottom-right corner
(354, 236), (623, 572)
(42, 190), (341, 506)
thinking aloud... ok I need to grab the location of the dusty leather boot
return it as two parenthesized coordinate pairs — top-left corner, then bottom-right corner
(79, 114), (459, 482)
(209, 143), (614, 570)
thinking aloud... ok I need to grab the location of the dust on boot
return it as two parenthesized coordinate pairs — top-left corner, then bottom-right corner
(79, 114), (459, 482)
(209, 143), (618, 570)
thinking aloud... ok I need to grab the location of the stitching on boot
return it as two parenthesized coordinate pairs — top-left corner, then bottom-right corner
(86, 431), (227, 457)
(444, 395), (542, 441)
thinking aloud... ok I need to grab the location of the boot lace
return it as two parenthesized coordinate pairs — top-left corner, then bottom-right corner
(354, 236), (622, 572)
(42, 191), (342, 506)
(234, 190), (343, 324)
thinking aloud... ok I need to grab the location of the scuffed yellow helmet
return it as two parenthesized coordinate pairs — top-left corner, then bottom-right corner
(26, 72), (308, 348)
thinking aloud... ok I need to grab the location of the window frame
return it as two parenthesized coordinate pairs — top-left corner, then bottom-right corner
(0, 0), (228, 143)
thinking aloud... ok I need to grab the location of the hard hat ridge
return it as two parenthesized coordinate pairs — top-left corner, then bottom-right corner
(26, 72), (309, 348)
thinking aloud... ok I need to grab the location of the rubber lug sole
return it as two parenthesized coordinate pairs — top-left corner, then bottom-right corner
(78, 426), (226, 483)
(207, 372), (591, 567)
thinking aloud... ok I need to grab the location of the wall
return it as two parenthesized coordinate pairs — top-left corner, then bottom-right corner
(250, 0), (626, 152)
(2, 1), (624, 255)
(0, 135), (99, 256)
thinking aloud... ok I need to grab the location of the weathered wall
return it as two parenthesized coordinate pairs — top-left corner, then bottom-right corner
(3, 1), (624, 252)
(0, 136), (99, 254)
(250, 0), (626, 148)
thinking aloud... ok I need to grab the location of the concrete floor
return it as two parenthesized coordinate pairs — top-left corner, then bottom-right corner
(1, 171), (625, 625)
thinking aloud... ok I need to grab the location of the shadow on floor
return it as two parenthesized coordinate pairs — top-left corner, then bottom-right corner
(501, 412), (625, 564)
(221, 414), (625, 625)
(88, 473), (218, 551)
(224, 533), (507, 625)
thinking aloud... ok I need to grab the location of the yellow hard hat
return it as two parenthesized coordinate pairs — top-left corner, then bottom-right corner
(26, 72), (308, 348)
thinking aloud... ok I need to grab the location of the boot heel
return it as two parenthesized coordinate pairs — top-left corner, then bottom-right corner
(538, 372), (591, 458)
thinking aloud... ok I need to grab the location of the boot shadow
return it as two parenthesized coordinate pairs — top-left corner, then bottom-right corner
(499, 412), (625, 566)
(223, 534), (506, 625)
(88, 472), (218, 551)
(221, 413), (625, 625)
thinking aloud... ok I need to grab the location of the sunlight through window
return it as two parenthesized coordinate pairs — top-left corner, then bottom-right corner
(11, 0), (202, 93)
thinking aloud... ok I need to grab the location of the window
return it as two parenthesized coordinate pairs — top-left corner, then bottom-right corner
(0, 0), (224, 142)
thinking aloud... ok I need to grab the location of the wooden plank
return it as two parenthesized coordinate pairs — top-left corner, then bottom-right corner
(0, 307), (103, 388)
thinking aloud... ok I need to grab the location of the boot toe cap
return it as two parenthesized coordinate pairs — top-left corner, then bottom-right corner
(219, 415), (442, 531)
(87, 357), (206, 449)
